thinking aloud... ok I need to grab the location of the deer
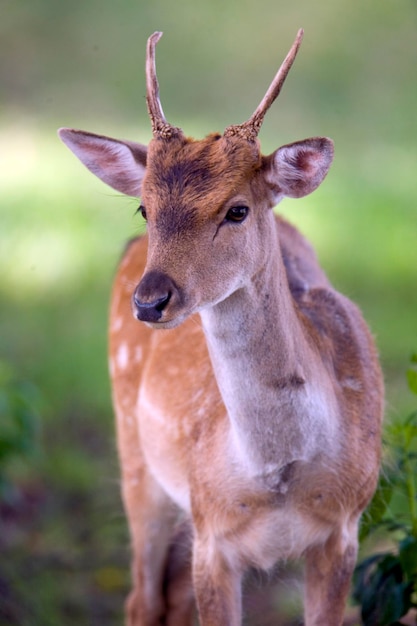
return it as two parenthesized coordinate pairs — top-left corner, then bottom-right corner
(58, 29), (383, 626)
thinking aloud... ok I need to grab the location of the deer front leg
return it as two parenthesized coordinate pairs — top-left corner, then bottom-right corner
(122, 468), (178, 626)
(114, 392), (172, 624)
(303, 523), (359, 626)
(192, 534), (243, 626)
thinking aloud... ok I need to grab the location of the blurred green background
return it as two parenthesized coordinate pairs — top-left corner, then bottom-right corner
(1, 1), (416, 624)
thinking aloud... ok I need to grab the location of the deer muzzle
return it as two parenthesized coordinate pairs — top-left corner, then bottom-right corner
(132, 270), (181, 324)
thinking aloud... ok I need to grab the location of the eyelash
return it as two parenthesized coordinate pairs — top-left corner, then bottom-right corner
(137, 205), (147, 220)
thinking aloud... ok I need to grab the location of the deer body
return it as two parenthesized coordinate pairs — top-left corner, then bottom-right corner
(59, 30), (383, 626)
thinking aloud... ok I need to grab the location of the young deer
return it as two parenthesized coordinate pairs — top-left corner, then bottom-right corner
(59, 30), (383, 626)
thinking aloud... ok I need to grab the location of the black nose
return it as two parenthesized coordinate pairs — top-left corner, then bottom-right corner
(133, 271), (176, 323)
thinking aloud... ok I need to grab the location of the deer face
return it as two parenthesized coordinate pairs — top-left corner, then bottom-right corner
(133, 133), (272, 327)
(58, 30), (334, 328)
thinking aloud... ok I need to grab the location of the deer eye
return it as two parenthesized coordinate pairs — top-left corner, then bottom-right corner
(137, 205), (147, 220)
(224, 206), (249, 223)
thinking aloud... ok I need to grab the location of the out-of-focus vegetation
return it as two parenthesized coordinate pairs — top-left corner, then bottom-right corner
(1, 0), (416, 624)
(354, 356), (417, 625)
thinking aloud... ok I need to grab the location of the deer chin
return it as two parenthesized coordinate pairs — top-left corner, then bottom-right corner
(140, 298), (218, 329)
(132, 303), (192, 329)
(141, 315), (188, 330)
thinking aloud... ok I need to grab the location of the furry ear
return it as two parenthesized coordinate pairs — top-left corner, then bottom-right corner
(265, 137), (334, 202)
(58, 128), (148, 197)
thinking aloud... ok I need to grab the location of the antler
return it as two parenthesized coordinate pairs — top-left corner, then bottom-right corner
(146, 32), (183, 140)
(224, 29), (304, 141)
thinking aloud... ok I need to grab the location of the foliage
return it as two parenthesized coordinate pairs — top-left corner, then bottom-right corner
(0, 361), (129, 626)
(353, 354), (417, 625)
(0, 361), (41, 502)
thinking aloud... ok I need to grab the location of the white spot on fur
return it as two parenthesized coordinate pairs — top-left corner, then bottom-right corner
(116, 342), (129, 371)
(111, 316), (123, 332)
(342, 377), (363, 392)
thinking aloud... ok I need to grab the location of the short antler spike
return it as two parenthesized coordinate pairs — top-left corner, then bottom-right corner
(146, 32), (183, 140)
(224, 29), (304, 141)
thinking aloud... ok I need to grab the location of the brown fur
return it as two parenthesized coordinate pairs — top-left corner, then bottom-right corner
(105, 208), (383, 625)
(58, 31), (383, 626)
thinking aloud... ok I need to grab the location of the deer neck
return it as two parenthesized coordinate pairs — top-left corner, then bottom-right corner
(199, 225), (338, 482)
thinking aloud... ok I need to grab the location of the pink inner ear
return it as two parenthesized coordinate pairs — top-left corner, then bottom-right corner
(294, 148), (320, 174)
(269, 137), (334, 200)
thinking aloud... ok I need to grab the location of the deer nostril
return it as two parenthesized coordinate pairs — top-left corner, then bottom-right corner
(155, 291), (171, 311)
(133, 291), (171, 312)
(132, 271), (178, 323)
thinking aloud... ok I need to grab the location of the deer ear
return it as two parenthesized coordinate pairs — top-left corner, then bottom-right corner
(265, 137), (334, 201)
(58, 128), (147, 197)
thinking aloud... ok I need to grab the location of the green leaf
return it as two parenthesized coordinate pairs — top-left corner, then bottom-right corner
(361, 562), (412, 625)
(355, 550), (416, 625)
(399, 536), (417, 579)
(410, 352), (417, 365)
(0, 364), (42, 480)
(384, 521), (408, 533)
(404, 410), (417, 428)
(353, 553), (388, 603)
(407, 368), (417, 395)
(359, 475), (394, 541)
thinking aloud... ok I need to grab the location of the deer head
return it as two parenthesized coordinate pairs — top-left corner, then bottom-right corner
(59, 30), (333, 328)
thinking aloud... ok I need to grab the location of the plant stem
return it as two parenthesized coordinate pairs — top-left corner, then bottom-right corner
(403, 444), (417, 537)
